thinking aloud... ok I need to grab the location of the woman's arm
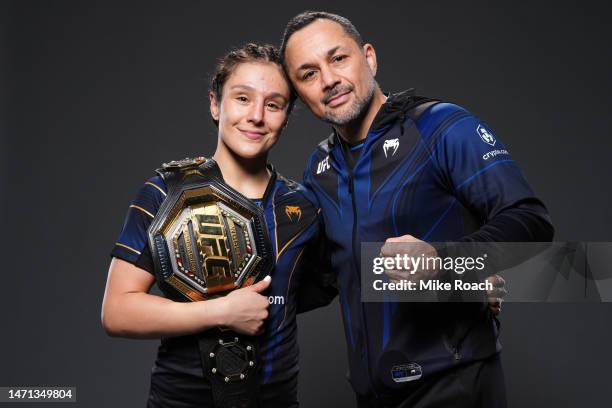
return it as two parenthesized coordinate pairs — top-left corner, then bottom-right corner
(101, 258), (271, 338)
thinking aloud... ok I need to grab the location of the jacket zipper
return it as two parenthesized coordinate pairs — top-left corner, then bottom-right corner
(337, 107), (471, 393)
(339, 141), (378, 397)
(348, 174), (360, 282)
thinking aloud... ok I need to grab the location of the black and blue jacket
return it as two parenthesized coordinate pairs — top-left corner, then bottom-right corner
(111, 163), (334, 405)
(302, 90), (553, 400)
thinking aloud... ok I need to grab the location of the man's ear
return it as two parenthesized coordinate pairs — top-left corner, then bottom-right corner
(363, 43), (378, 77)
(209, 91), (220, 122)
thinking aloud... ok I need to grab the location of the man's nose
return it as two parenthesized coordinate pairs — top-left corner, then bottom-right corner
(247, 99), (265, 125)
(320, 66), (341, 92)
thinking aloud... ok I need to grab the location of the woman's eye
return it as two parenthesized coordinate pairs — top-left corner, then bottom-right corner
(236, 96), (248, 103)
(267, 102), (281, 111)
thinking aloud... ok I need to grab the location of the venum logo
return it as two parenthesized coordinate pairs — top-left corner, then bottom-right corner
(285, 205), (302, 222)
(383, 138), (400, 158)
(477, 124), (496, 146)
(316, 156), (330, 174)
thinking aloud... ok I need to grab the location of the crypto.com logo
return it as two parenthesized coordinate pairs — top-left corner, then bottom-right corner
(477, 124), (496, 146)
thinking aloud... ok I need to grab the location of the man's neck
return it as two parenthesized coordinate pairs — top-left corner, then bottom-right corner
(335, 87), (387, 145)
(213, 143), (271, 199)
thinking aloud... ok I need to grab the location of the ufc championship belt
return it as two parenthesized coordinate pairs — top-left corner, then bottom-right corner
(147, 157), (273, 408)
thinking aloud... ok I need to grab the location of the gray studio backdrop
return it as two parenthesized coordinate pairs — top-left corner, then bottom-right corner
(2, 1), (611, 407)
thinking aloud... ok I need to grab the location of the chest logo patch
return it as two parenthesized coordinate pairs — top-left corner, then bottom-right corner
(477, 124), (496, 146)
(316, 156), (331, 174)
(383, 138), (400, 158)
(391, 363), (423, 383)
(285, 205), (302, 222)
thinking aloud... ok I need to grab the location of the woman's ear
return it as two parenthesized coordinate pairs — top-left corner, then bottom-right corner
(209, 91), (220, 122)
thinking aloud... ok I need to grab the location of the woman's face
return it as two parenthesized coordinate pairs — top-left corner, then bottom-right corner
(210, 62), (291, 159)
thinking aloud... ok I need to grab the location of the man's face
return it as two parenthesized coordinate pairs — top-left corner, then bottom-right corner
(284, 19), (378, 126)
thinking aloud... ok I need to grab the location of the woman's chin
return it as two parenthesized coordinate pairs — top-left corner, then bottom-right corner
(231, 147), (269, 161)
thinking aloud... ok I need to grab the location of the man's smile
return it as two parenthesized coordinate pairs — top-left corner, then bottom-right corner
(326, 90), (352, 107)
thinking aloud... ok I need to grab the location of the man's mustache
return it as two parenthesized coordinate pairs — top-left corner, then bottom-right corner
(321, 84), (353, 105)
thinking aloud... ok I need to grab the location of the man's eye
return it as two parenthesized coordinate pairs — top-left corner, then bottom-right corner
(333, 55), (346, 63)
(236, 96), (248, 103)
(302, 71), (316, 81)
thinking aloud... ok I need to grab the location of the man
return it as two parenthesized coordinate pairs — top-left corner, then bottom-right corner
(280, 11), (553, 407)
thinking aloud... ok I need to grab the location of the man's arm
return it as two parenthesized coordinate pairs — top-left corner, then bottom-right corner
(382, 104), (553, 307)
(432, 105), (554, 243)
(295, 180), (338, 314)
(431, 107), (554, 279)
(296, 214), (338, 314)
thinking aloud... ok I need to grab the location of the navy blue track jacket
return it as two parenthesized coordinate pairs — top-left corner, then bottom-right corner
(302, 90), (553, 400)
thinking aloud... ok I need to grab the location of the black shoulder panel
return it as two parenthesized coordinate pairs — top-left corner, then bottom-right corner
(317, 133), (335, 154)
(272, 181), (319, 259)
(311, 148), (339, 208)
(369, 119), (421, 196)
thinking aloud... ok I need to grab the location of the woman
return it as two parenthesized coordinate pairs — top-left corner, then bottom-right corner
(102, 43), (332, 407)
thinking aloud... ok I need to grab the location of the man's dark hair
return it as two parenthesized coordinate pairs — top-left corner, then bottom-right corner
(280, 11), (364, 66)
(209, 43), (296, 126)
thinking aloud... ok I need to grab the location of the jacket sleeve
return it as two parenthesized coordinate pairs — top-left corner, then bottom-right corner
(110, 175), (167, 274)
(295, 213), (338, 314)
(430, 107), (554, 280)
(295, 168), (338, 314)
(432, 107), (554, 244)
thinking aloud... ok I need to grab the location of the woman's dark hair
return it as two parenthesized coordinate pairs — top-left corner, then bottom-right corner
(209, 43), (296, 126)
